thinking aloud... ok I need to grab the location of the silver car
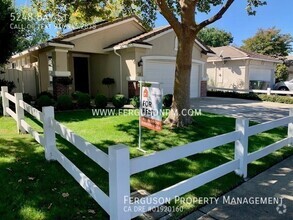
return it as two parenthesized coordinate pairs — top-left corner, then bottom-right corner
(274, 79), (293, 91)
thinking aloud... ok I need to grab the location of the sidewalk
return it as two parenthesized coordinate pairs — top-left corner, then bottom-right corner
(182, 155), (293, 220)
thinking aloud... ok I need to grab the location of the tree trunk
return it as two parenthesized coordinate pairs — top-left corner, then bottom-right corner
(165, 29), (196, 127)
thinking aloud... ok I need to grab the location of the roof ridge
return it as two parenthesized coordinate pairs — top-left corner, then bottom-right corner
(229, 45), (248, 57)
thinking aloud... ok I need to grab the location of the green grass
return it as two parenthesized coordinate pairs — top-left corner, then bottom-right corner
(0, 110), (292, 219)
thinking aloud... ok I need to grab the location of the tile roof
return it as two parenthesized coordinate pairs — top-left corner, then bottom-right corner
(208, 46), (280, 63)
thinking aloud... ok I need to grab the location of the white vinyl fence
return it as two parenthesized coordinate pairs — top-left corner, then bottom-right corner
(208, 86), (293, 96)
(1, 86), (293, 220)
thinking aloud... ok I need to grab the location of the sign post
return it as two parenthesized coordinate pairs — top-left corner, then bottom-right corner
(138, 81), (163, 153)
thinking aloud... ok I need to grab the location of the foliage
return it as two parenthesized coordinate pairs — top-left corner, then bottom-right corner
(198, 27), (233, 47)
(57, 95), (73, 110)
(77, 92), (91, 109)
(275, 64), (289, 82)
(71, 91), (83, 100)
(37, 91), (54, 99)
(95, 94), (108, 108)
(14, 6), (50, 53)
(163, 94), (173, 108)
(207, 90), (293, 104)
(35, 95), (55, 109)
(130, 96), (140, 108)
(241, 27), (293, 57)
(0, 0), (19, 64)
(0, 79), (16, 93)
(102, 77), (115, 86)
(23, 93), (33, 104)
(112, 94), (126, 108)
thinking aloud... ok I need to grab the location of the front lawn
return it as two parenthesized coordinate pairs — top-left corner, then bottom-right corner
(0, 111), (292, 219)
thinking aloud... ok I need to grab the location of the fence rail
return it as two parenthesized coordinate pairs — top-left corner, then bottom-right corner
(208, 86), (293, 96)
(1, 85), (293, 220)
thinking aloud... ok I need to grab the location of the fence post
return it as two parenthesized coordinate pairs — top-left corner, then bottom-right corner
(1, 86), (9, 116)
(288, 109), (293, 147)
(234, 117), (249, 179)
(267, 88), (271, 95)
(109, 144), (131, 220)
(15, 93), (25, 133)
(43, 107), (56, 161)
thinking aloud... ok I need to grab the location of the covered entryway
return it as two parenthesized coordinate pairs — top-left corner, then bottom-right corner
(73, 57), (89, 93)
(142, 58), (200, 98)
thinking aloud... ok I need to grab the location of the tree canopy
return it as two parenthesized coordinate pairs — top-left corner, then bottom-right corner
(198, 27), (233, 47)
(0, 0), (19, 64)
(241, 27), (293, 58)
(15, 7), (50, 53)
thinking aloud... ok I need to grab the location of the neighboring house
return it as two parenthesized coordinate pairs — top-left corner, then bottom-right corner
(206, 46), (281, 90)
(286, 56), (293, 80)
(7, 16), (213, 98)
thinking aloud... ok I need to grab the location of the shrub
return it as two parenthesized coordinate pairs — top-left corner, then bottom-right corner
(207, 90), (293, 104)
(23, 93), (33, 104)
(95, 94), (108, 108)
(57, 95), (73, 110)
(0, 79), (16, 93)
(112, 94), (126, 108)
(130, 96), (140, 108)
(77, 92), (91, 108)
(163, 94), (173, 108)
(71, 91), (83, 100)
(35, 95), (55, 109)
(37, 91), (54, 99)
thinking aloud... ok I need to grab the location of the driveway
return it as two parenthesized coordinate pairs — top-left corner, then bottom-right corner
(191, 97), (292, 123)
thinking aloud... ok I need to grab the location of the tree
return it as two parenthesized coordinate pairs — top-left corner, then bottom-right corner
(275, 64), (289, 82)
(198, 27), (233, 47)
(241, 27), (293, 58)
(14, 6), (50, 53)
(32, 0), (267, 127)
(0, 0), (19, 64)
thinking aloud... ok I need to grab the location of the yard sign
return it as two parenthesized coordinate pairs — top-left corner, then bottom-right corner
(138, 81), (163, 153)
(141, 86), (163, 131)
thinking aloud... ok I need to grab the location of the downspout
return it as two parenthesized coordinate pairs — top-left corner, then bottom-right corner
(113, 47), (123, 94)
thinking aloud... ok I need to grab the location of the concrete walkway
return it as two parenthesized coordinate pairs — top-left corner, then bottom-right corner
(191, 97), (292, 123)
(182, 155), (293, 220)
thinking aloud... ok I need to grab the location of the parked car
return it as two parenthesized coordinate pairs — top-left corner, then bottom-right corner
(274, 79), (293, 91)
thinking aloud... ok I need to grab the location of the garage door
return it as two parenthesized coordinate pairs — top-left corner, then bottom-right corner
(143, 60), (200, 98)
(249, 68), (272, 81)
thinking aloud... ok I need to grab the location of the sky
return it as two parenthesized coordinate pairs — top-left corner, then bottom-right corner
(16, 0), (293, 50)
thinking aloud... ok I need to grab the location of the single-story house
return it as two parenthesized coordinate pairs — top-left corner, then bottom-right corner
(7, 16), (214, 98)
(206, 46), (281, 90)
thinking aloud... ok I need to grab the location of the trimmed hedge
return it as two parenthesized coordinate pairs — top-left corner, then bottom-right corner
(163, 94), (173, 108)
(35, 95), (55, 110)
(72, 91), (91, 108)
(95, 94), (108, 108)
(207, 90), (293, 104)
(112, 94), (126, 108)
(57, 95), (73, 110)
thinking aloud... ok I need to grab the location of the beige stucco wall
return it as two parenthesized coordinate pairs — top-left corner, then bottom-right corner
(287, 65), (293, 80)
(207, 60), (247, 89)
(67, 22), (144, 54)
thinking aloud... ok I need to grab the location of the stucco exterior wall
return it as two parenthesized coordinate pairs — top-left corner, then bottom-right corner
(207, 60), (247, 89)
(38, 52), (50, 92)
(68, 22), (144, 54)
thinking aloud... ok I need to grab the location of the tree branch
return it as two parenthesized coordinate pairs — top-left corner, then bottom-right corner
(197, 0), (235, 30)
(156, 0), (181, 36)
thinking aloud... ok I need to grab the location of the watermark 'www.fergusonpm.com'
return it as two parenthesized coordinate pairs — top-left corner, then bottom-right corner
(91, 109), (202, 117)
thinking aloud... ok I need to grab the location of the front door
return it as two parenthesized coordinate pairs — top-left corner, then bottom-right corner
(73, 57), (89, 93)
